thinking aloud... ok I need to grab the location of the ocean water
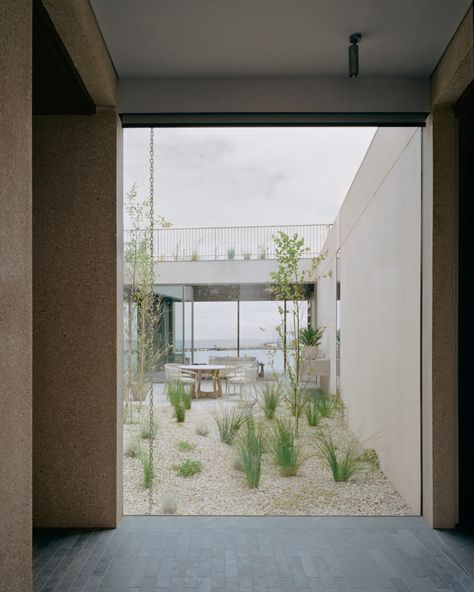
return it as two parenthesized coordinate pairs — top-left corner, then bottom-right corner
(181, 338), (285, 373)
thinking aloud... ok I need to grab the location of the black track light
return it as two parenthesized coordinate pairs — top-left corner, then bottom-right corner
(349, 33), (361, 78)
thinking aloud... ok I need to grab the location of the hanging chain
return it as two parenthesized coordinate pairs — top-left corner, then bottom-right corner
(148, 127), (155, 514)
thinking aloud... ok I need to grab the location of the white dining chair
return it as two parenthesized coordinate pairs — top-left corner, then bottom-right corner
(226, 364), (259, 403)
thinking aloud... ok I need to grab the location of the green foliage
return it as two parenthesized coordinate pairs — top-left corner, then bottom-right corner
(243, 252), (251, 260)
(168, 382), (188, 422)
(174, 397), (186, 423)
(358, 448), (380, 469)
(139, 449), (154, 489)
(299, 326), (325, 346)
(123, 184), (170, 421)
(268, 232), (326, 435)
(139, 419), (159, 440)
(260, 383), (280, 419)
(174, 459), (202, 477)
(305, 389), (341, 418)
(183, 388), (192, 410)
(270, 418), (304, 476)
(305, 399), (322, 427)
(237, 417), (263, 488)
(126, 437), (141, 458)
(315, 394), (334, 418)
(177, 440), (195, 452)
(227, 247), (236, 260)
(195, 423), (209, 437)
(317, 431), (362, 482)
(167, 381), (185, 405)
(213, 408), (246, 444)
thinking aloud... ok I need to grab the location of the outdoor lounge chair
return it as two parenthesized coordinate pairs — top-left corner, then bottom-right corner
(225, 364), (259, 403)
(164, 363), (197, 393)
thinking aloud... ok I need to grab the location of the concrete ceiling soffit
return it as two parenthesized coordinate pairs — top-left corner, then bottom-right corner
(42, 0), (117, 108)
(90, 0), (471, 79)
(431, 5), (474, 107)
(118, 77), (431, 119)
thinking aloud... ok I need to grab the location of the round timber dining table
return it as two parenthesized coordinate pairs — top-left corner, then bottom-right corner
(178, 364), (227, 399)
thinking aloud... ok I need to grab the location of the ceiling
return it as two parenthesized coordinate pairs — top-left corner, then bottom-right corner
(90, 0), (471, 80)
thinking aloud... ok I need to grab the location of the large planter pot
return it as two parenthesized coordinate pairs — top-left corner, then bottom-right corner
(302, 345), (319, 360)
(131, 380), (150, 402)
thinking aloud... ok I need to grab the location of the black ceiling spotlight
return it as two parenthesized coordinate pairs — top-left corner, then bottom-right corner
(348, 33), (362, 78)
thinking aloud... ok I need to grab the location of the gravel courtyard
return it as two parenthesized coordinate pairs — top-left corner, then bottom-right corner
(123, 383), (415, 517)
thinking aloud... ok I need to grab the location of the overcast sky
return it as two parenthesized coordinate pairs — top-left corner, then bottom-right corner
(124, 126), (376, 342)
(124, 127), (376, 228)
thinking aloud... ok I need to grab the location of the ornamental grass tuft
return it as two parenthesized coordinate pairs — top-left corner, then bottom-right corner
(237, 416), (263, 488)
(270, 418), (304, 476)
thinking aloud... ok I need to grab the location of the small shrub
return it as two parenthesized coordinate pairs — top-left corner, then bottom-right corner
(168, 381), (185, 405)
(260, 383), (280, 420)
(161, 493), (178, 514)
(317, 431), (362, 482)
(270, 418), (303, 476)
(227, 247), (236, 260)
(139, 419), (159, 440)
(238, 417), (263, 488)
(139, 450), (154, 489)
(359, 447), (380, 469)
(168, 382), (190, 421)
(213, 408), (246, 444)
(315, 391), (334, 418)
(177, 440), (195, 452)
(126, 437), (141, 458)
(243, 252), (251, 260)
(174, 459), (202, 477)
(305, 400), (322, 427)
(195, 423), (209, 437)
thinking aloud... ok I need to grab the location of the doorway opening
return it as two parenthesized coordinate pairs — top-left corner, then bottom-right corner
(122, 125), (422, 517)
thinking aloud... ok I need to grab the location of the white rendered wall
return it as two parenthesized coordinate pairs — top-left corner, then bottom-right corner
(154, 258), (315, 286)
(317, 128), (421, 512)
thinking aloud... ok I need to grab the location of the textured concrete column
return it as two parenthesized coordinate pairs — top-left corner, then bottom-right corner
(0, 2), (32, 591)
(422, 109), (458, 528)
(33, 109), (122, 527)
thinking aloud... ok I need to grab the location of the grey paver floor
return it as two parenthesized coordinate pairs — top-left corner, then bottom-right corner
(33, 516), (474, 591)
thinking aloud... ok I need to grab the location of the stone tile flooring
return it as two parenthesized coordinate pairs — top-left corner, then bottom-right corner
(33, 516), (474, 591)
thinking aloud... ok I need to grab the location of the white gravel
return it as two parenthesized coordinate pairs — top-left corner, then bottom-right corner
(123, 396), (416, 517)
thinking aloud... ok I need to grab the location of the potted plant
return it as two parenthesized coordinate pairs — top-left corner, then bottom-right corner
(299, 326), (325, 360)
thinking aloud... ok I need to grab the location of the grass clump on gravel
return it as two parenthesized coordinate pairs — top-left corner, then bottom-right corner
(174, 459), (202, 478)
(237, 416), (263, 488)
(139, 419), (159, 440)
(195, 423), (209, 437)
(161, 493), (179, 514)
(139, 449), (154, 489)
(317, 431), (362, 482)
(260, 383), (280, 420)
(125, 437), (141, 458)
(305, 399), (322, 427)
(177, 440), (195, 452)
(213, 407), (246, 444)
(270, 418), (304, 476)
(168, 382), (191, 421)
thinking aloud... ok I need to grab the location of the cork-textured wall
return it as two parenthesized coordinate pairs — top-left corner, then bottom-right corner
(422, 5), (473, 528)
(0, 1), (32, 591)
(33, 109), (120, 527)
